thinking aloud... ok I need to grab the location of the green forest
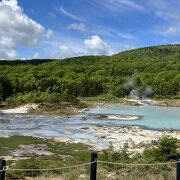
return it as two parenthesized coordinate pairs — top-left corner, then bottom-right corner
(0, 44), (180, 104)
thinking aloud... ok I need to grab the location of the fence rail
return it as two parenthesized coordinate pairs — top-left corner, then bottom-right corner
(1, 152), (180, 180)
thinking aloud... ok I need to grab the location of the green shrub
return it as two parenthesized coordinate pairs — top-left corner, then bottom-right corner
(5, 92), (77, 105)
(111, 143), (130, 163)
(144, 137), (178, 162)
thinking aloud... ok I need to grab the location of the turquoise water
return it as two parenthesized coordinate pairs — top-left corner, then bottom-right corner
(86, 105), (180, 130)
(0, 105), (179, 138)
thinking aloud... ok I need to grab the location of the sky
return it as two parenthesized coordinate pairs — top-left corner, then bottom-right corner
(0, 0), (180, 60)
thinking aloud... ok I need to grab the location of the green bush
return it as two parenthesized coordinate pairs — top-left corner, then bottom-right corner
(111, 143), (130, 163)
(5, 92), (77, 105)
(144, 137), (178, 162)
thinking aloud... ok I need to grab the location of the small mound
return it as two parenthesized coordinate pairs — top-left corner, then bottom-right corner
(107, 115), (140, 121)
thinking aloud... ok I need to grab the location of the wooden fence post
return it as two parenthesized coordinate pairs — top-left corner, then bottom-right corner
(90, 152), (97, 180)
(0, 160), (6, 180)
(176, 154), (180, 180)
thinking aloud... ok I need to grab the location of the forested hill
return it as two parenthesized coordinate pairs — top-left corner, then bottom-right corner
(113, 44), (180, 60)
(0, 44), (180, 103)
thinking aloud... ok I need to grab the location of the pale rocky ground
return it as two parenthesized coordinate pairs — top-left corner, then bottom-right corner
(0, 103), (39, 114)
(107, 115), (140, 120)
(123, 98), (180, 107)
(54, 125), (180, 154)
(0, 144), (53, 161)
(0, 144), (73, 161)
(1, 103), (180, 155)
(1, 126), (178, 161)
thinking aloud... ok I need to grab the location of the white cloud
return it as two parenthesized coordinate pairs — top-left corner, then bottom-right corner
(59, 45), (80, 59)
(46, 29), (53, 39)
(57, 6), (84, 21)
(117, 32), (136, 39)
(148, 0), (180, 36)
(0, 0), (46, 59)
(87, 0), (145, 14)
(0, 37), (16, 48)
(0, 48), (17, 59)
(59, 45), (73, 56)
(113, 0), (145, 11)
(84, 35), (108, 55)
(1, 0), (20, 11)
(32, 52), (40, 59)
(166, 27), (177, 34)
(67, 22), (86, 33)
(153, 26), (180, 36)
(149, 0), (180, 16)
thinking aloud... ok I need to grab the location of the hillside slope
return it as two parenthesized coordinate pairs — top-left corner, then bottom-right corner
(0, 44), (179, 103)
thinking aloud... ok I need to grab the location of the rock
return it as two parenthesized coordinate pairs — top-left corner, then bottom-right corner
(28, 103), (39, 110)
(81, 116), (87, 120)
(78, 174), (87, 179)
(54, 137), (71, 143)
(10, 144), (53, 160)
(100, 135), (106, 139)
(139, 141), (145, 147)
(106, 172), (116, 179)
(59, 154), (73, 161)
(80, 127), (89, 130)
(151, 140), (158, 145)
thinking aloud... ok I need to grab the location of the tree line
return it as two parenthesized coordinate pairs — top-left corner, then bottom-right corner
(0, 45), (180, 103)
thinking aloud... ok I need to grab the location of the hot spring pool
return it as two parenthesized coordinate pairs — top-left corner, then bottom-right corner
(86, 105), (180, 130)
(0, 105), (179, 139)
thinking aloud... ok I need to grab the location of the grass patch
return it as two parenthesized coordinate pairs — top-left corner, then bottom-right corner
(0, 136), (46, 156)
(79, 95), (123, 107)
(0, 136), (178, 179)
(0, 136), (91, 179)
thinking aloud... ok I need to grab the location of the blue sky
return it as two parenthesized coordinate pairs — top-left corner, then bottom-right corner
(0, 0), (180, 59)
